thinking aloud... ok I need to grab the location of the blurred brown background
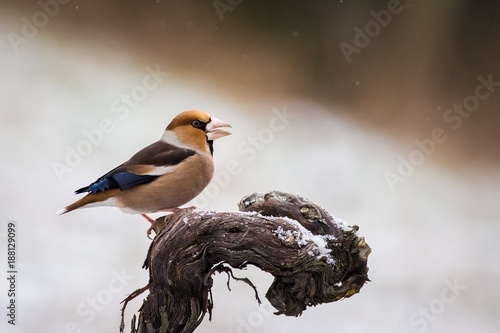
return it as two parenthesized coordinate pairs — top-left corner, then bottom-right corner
(4, 0), (499, 166)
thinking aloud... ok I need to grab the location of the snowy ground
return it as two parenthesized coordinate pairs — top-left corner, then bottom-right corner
(1, 21), (500, 333)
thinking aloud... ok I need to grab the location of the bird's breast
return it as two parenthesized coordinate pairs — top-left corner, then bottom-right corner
(117, 153), (214, 213)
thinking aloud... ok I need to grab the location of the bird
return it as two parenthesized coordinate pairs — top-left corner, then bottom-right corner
(58, 110), (231, 237)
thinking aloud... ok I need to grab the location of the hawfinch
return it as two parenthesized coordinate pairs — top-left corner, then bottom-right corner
(58, 110), (231, 236)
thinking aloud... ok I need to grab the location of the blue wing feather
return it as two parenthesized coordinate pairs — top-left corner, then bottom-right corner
(111, 172), (158, 191)
(74, 140), (195, 195)
(75, 172), (158, 194)
(89, 178), (114, 193)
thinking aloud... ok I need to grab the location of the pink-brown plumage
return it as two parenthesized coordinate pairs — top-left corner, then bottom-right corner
(58, 110), (231, 222)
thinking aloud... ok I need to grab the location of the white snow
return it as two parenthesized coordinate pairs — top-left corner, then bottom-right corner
(273, 218), (338, 265)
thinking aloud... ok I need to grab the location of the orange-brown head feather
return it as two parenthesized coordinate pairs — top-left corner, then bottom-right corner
(166, 110), (231, 153)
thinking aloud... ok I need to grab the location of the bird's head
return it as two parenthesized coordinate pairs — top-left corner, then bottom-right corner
(165, 110), (232, 154)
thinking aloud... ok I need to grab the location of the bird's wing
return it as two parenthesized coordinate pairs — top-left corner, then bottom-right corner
(75, 141), (196, 194)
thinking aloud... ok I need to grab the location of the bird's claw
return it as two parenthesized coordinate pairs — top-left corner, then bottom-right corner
(146, 225), (155, 240)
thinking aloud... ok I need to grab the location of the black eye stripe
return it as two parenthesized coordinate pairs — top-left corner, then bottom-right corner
(191, 120), (207, 130)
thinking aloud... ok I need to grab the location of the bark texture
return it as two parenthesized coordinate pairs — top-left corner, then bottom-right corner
(122, 191), (371, 333)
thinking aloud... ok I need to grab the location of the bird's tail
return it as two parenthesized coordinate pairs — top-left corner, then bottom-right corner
(57, 190), (119, 215)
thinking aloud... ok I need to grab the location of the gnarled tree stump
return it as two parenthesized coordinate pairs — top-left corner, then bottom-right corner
(121, 191), (371, 333)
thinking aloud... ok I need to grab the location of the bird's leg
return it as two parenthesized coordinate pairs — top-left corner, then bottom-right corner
(142, 209), (182, 239)
(141, 214), (155, 224)
(141, 214), (156, 239)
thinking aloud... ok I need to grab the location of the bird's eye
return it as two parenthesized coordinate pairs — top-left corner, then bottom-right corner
(191, 120), (204, 129)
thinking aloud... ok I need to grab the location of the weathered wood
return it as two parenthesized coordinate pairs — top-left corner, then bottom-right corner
(122, 191), (371, 333)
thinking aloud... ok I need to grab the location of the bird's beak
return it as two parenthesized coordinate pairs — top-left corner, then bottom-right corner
(206, 117), (232, 140)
